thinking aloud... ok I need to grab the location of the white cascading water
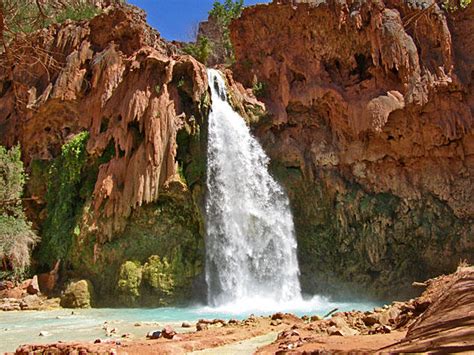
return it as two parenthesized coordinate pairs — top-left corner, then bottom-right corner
(205, 69), (302, 307)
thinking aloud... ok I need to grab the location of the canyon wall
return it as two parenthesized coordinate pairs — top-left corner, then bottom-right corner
(1, 0), (473, 304)
(230, 0), (474, 299)
(0, 5), (210, 305)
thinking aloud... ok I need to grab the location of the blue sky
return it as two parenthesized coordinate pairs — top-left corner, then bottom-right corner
(127, 0), (270, 41)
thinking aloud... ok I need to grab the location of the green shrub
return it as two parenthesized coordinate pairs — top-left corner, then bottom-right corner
(0, 145), (39, 278)
(252, 81), (268, 98)
(442, 0), (471, 11)
(53, 2), (100, 24)
(39, 132), (90, 265)
(184, 36), (214, 65)
(1, 0), (101, 37)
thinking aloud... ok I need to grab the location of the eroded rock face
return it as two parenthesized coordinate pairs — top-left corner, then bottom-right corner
(231, 0), (474, 298)
(0, 5), (209, 305)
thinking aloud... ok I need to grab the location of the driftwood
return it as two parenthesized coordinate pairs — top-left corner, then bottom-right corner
(323, 307), (339, 318)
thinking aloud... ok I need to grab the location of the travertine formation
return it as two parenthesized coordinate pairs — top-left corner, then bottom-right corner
(230, 0), (473, 298)
(0, 5), (208, 238)
(0, 0), (472, 303)
(0, 5), (209, 304)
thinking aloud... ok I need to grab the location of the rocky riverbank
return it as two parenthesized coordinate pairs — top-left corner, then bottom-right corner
(14, 266), (474, 354)
(0, 277), (61, 311)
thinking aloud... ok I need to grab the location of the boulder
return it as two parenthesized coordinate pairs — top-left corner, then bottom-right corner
(27, 276), (40, 295)
(146, 330), (161, 339)
(161, 325), (176, 339)
(328, 317), (360, 336)
(362, 314), (380, 326)
(60, 280), (93, 308)
(272, 312), (285, 320)
(196, 322), (208, 331)
(20, 294), (42, 310)
(181, 321), (192, 328)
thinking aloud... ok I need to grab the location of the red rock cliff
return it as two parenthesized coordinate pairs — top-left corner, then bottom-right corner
(231, 0), (473, 298)
(0, 6), (208, 237)
(0, 5), (209, 305)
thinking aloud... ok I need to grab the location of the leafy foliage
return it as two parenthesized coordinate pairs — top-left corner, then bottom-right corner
(39, 132), (90, 265)
(208, 0), (244, 64)
(183, 36), (214, 65)
(0, 145), (39, 277)
(1, 0), (101, 38)
(442, 0), (471, 11)
(209, 0), (244, 28)
(252, 81), (268, 98)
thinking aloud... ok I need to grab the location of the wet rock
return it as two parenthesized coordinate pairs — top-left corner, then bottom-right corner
(161, 325), (176, 339)
(39, 330), (50, 336)
(310, 315), (322, 322)
(230, 0), (473, 301)
(146, 330), (161, 339)
(181, 321), (192, 328)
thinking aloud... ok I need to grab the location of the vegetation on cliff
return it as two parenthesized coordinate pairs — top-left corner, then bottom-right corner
(0, 0), (100, 36)
(38, 132), (90, 267)
(0, 145), (39, 279)
(184, 0), (243, 65)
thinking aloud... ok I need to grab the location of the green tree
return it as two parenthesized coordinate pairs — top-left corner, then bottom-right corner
(0, 145), (39, 278)
(209, 0), (244, 64)
(184, 36), (214, 65)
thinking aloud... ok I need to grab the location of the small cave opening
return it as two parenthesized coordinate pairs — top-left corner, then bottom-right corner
(81, 60), (93, 95)
(127, 120), (144, 154)
(0, 80), (12, 98)
(100, 117), (109, 133)
(290, 69), (306, 86)
(351, 53), (373, 82)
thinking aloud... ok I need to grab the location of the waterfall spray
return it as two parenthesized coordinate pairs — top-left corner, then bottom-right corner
(205, 69), (302, 306)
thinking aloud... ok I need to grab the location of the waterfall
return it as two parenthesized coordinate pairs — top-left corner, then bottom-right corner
(205, 69), (302, 307)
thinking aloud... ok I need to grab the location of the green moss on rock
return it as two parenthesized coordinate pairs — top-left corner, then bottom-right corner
(117, 261), (142, 305)
(270, 162), (473, 300)
(60, 279), (94, 308)
(69, 181), (204, 307)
